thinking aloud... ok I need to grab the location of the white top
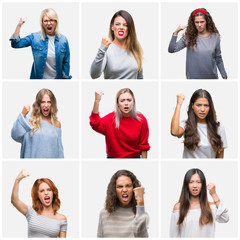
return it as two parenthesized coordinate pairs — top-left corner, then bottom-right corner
(43, 35), (56, 79)
(170, 202), (229, 238)
(180, 120), (227, 158)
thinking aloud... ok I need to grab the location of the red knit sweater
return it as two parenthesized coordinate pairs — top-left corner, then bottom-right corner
(90, 112), (150, 158)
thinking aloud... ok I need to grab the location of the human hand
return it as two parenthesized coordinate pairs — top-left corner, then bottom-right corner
(176, 94), (185, 106)
(21, 104), (30, 117)
(101, 37), (112, 47)
(133, 187), (144, 206)
(95, 90), (104, 102)
(18, 16), (27, 27)
(174, 24), (187, 36)
(16, 169), (30, 182)
(207, 182), (216, 196)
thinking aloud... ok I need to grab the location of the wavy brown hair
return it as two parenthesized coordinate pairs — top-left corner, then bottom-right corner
(105, 170), (141, 214)
(177, 168), (213, 226)
(31, 178), (61, 214)
(30, 88), (58, 135)
(185, 8), (219, 49)
(109, 10), (143, 72)
(184, 89), (223, 153)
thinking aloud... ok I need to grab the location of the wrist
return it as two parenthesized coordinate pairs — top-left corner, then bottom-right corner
(137, 200), (144, 206)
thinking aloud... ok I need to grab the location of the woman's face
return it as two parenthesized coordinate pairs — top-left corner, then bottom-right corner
(192, 97), (210, 123)
(40, 94), (52, 117)
(111, 16), (128, 40)
(116, 175), (134, 208)
(194, 15), (207, 34)
(38, 182), (53, 207)
(118, 92), (134, 117)
(188, 173), (202, 197)
(42, 14), (56, 36)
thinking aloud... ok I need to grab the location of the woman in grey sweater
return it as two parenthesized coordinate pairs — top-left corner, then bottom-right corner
(90, 10), (143, 79)
(11, 169), (67, 238)
(168, 8), (227, 79)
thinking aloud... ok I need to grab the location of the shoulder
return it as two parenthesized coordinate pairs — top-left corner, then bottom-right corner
(32, 32), (42, 39)
(173, 202), (180, 211)
(137, 113), (147, 121)
(56, 212), (67, 220)
(55, 120), (61, 128)
(104, 112), (115, 119)
(59, 34), (68, 42)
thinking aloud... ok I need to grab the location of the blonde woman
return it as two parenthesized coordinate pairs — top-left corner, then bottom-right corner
(10, 8), (71, 79)
(11, 89), (64, 158)
(90, 10), (143, 79)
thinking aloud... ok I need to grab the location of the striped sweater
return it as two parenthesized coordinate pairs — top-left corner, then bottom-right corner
(97, 206), (149, 238)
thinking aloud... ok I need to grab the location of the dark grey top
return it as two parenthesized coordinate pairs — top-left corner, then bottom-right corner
(168, 34), (227, 79)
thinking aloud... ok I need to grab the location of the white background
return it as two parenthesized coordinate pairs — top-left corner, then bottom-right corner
(2, 2), (79, 79)
(161, 2), (238, 79)
(82, 160), (159, 237)
(82, 2), (159, 79)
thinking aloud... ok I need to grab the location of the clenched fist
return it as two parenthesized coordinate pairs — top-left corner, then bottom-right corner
(21, 104), (30, 117)
(101, 37), (112, 47)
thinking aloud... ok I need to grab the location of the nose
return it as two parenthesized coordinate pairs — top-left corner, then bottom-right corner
(123, 186), (127, 192)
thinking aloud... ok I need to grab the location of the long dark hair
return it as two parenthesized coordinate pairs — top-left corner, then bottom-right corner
(105, 169), (141, 214)
(185, 8), (219, 49)
(178, 168), (213, 226)
(184, 89), (223, 153)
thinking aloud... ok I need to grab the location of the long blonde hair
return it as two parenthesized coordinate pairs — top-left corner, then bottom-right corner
(115, 88), (141, 129)
(30, 89), (58, 135)
(109, 10), (143, 72)
(40, 8), (60, 40)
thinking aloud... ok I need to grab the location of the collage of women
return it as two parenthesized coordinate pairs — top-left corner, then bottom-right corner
(0, 0), (238, 239)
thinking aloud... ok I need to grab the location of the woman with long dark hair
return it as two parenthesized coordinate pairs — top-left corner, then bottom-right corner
(11, 169), (67, 238)
(171, 89), (227, 158)
(98, 169), (149, 237)
(11, 88), (64, 158)
(168, 8), (227, 79)
(89, 88), (150, 158)
(170, 168), (229, 237)
(90, 10), (143, 79)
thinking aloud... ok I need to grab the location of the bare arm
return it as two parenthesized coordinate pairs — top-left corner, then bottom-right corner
(171, 94), (185, 137)
(207, 183), (221, 208)
(59, 231), (66, 238)
(92, 90), (104, 114)
(141, 151), (147, 159)
(11, 169), (29, 215)
(13, 17), (27, 38)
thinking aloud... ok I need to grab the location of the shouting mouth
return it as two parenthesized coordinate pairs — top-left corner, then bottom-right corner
(44, 196), (51, 204)
(122, 194), (129, 202)
(118, 31), (124, 36)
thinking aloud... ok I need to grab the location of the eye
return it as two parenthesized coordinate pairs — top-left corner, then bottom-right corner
(117, 185), (123, 189)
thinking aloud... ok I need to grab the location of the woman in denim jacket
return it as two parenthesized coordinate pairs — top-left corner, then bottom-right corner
(10, 8), (71, 79)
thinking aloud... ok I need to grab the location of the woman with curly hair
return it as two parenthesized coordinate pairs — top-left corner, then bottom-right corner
(10, 8), (71, 79)
(98, 169), (149, 238)
(11, 88), (64, 158)
(90, 10), (143, 79)
(11, 169), (67, 238)
(170, 168), (229, 237)
(171, 89), (227, 158)
(89, 88), (150, 158)
(168, 8), (227, 79)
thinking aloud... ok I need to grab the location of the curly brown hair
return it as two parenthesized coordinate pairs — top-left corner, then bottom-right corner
(185, 8), (219, 49)
(31, 178), (61, 214)
(105, 170), (141, 214)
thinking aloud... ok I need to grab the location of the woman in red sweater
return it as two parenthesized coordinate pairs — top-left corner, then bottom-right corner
(90, 88), (150, 158)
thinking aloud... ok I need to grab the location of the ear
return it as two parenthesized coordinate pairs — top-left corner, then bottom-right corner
(111, 25), (114, 31)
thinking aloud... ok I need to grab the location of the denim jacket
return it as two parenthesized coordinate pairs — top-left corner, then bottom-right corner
(10, 32), (72, 79)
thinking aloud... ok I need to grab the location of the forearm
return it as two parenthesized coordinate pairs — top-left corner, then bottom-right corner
(11, 179), (20, 206)
(141, 151), (147, 159)
(171, 104), (181, 136)
(13, 24), (22, 38)
(211, 192), (221, 208)
(93, 100), (100, 114)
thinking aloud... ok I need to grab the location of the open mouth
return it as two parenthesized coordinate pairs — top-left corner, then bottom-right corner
(47, 26), (53, 32)
(122, 194), (129, 202)
(43, 108), (49, 116)
(44, 196), (51, 204)
(118, 31), (124, 36)
(124, 107), (129, 111)
(192, 189), (198, 194)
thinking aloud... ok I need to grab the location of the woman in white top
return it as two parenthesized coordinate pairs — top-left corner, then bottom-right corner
(90, 10), (143, 79)
(171, 89), (227, 158)
(170, 168), (229, 237)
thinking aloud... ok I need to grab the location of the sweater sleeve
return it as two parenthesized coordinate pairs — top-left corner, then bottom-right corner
(11, 113), (32, 143)
(139, 115), (150, 151)
(9, 34), (33, 48)
(97, 211), (104, 238)
(215, 37), (227, 78)
(90, 44), (108, 79)
(215, 202), (229, 223)
(168, 35), (186, 53)
(133, 206), (149, 238)
(169, 211), (180, 237)
(89, 112), (107, 135)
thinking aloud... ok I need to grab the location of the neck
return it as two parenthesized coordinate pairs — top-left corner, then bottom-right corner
(198, 30), (210, 37)
(197, 118), (207, 124)
(190, 195), (200, 204)
(113, 38), (127, 49)
(42, 205), (54, 213)
(42, 115), (51, 123)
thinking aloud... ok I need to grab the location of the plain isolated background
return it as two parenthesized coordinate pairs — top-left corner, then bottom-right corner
(82, 160), (159, 237)
(161, 81), (238, 158)
(82, 81), (159, 158)
(82, 2), (159, 79)
(161, 160), (238, 237)
(3, 2), (79, 79)
(2, 160), (79, 237)
(2, 81), (79, 158)
(161, 2), (238, 79)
